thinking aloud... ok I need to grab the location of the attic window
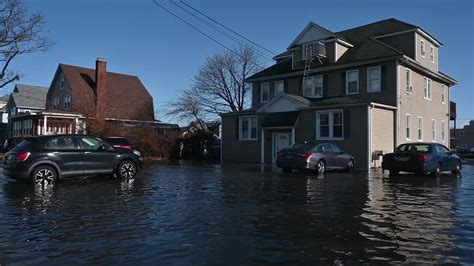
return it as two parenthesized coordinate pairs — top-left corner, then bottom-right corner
(420, 39), (426, 57)
(60, 74), (65, 89)
(302, 42), (326, 60)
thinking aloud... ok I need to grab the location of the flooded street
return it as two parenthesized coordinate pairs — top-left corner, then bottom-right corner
(1, 161), (473, 265)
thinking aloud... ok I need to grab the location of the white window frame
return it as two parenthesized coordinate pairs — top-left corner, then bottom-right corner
(260, 83), (269, 103)
(406, 68), (412, 93)
(239, 116), (258, 141)
(431, 119), (436, 142)
(430, 45), (434, 63)
(417, 116), (423, 141)
(420, 39), (426, 57)
(345, 70), (359, 95)
(316, 109), (344, 140)
(406, 114), (411, 140)
(367, 66), (381, 92)
(441, 120), (446, 143)
(303, 75), (323, 98)
(423, 77), (431, 100)
(275, 80), (285, 95)
(441, 84), (446, 104)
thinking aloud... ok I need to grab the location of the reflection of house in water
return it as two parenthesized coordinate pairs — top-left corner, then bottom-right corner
(361, 174), (458, 263)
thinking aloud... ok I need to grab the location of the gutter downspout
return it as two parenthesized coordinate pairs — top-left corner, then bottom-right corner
(395, 60), (400, 149)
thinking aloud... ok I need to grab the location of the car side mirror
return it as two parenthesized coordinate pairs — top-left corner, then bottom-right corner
(98, 145), (108, 151)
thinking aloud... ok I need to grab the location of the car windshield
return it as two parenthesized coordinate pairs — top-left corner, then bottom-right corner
(105, 138), (129, 146)
(395, 144), (431, 153)
(290, 143), (317, 152)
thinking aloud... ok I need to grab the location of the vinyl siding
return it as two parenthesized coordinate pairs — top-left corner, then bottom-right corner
(221, 114), (261, 163)
(371, 107), (394, 168)
(415, 32), (438, 72)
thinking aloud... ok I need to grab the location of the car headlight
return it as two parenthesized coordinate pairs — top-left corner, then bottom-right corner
(133, 150), (141, 157)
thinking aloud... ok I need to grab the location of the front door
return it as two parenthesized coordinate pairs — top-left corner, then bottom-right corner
(273, 132), (292, 162)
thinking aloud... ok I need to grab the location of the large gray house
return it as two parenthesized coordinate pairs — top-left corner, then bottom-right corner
(220, 18), (457, 169)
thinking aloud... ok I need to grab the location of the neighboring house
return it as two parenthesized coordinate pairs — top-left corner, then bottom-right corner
(220, 18), (457, 169)
(9, 58), (175, 140)
(5, 84), (49, 140)
(0, 94), (11, 145)
(452, 120), (474, 151)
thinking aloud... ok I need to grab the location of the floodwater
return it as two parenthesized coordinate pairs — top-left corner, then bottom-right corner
(0, 161), (473, 265)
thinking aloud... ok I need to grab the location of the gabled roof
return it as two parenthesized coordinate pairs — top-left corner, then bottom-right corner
(11, 84), (48, 109)
(58, 63), (155, 121)
(288, 22), (338, 49)
(0, 94), (9, 102)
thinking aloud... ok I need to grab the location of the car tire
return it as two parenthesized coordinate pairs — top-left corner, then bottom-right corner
(431, 163), (441, 177)
(117, 160), (137, 180)
(31, 165), (57, 186)
(316, 160), (325, 175)
(451, 161), (462, 175)
(282, 168), (292, 173)
(346, 159), (354, 173)
(389, 170), (399, 176)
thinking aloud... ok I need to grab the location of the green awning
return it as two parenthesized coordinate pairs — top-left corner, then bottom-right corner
(261, 111), (300, 128)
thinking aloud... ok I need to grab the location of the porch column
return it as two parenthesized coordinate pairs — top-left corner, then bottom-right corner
(37, 122), (41, 135)
(291, 128), (296, 145)
(260, 129), (265, 164)
(43, 116), (48, 135)
(75, 118), (79, 133)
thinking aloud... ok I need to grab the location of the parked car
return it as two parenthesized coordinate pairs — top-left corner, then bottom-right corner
(3, 135), (143, 185)
(103, 137), (132, 149)
(276, 141), (354, 174)
(382, 142), (462, 176)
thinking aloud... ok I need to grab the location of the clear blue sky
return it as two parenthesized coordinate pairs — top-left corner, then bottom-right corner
(7, 0), (474, 126)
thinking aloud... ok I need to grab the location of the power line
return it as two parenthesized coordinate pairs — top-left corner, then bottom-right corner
(179, 0), (276, 56)
(152, 0), (236, 55)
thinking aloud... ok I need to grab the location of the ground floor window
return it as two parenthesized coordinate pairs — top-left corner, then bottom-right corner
(418, 117), (423, 141)
(406, 114), (411, 140)
(316, 110), (343, 140)
(239, 116), (257, 140)
(431, 119), (436, 142)
(441, 120), (446, 142)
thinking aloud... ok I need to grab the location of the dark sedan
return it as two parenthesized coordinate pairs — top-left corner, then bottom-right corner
(382, 142), (462, 176)
(276, 142), (354, 175)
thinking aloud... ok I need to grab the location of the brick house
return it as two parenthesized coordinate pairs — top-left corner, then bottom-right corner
(220, 18), (457, 169)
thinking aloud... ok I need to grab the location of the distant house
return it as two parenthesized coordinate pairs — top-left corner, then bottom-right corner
(220, 18), (457, 169)
(452, 120), (474, 151)
(9, 58), (177, 140)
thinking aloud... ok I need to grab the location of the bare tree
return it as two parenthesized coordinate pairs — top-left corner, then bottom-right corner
(0, 0), (53, 88)
(166, 88), (208, 135)
(192, 45), (262, 115)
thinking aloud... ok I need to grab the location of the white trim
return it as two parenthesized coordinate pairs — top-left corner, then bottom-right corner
(287, 22), (336, 49)
(423, 77), (432, 100)
(260, 129), (265, 163)
(325, 38), (354, 47)
(345, 69), (359, 95)
(239, 115), (258, 141)
(406, 114), (411, 140)
(367, 66), (381, 92)
(405, 68), (412, 94)
(431, 119), (436, 142)
(368, 105), (372, 169)
(370, 102), (398, 110)
(316, 109), (344, 140)
(441, 120), (446, 143)
(374, 28), (442, 47)
(256, 93), (310, 113)
(291, 128), (295, 145)
(417, 116), (423, 142)
(260, 82), (270, 103)
(396, 61), (400, 147)
(420, 39), (426, 58)
(429, 45), (435, 63)
(441, 84), (446, 104)
(272, 131), (292, 163)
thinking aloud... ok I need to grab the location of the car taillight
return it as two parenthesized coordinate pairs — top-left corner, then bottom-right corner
(16, 152), (31, 162)
(120, 145), (132, 149)
(418, 155), (428, 163)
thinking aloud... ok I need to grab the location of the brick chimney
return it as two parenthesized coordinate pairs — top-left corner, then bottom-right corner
(95, 58), (107, 117)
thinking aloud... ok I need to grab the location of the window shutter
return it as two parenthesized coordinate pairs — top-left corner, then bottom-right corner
(381, 65), (387, 91)
(323, 74), (329, 97)
(343, 109), (350, 139)
(235, 117), (239, 140)
(341, 72), (346, 94)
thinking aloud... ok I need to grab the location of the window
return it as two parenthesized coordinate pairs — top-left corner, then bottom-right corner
(430, 46), (434, 62)
(316, 110), (343, 140)
(78, 137), (106, 150)
(302, 42), (326, 60)
(435, 144), (450, 155)
(53, 97), (60, 110)
(60, 74), (65, 89)
(441, 120), (446, 142)
(239, 116), (257, 140)
(303, 76), (323, 98)
(64, 95), (71, 110)
(418, 117), (423, 141)
(406, 114), (411, 140)
(260, 83), (269, 103)
(316, 143), (333, 152)
(441, 85), (446, 104)
(275, 80), (284, 95)
(346, 70), (359, 94)
(423, 77), (431, 100)
(420, 39), (426, 57)
(45, 137), (78, 150)
(367, 66), (381, 92)
(329, 144), (342, 153)
(406, 68), (412, 93)
(431, 119), (436, 142)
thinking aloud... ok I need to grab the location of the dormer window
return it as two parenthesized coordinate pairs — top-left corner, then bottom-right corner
(430, 46), (434, 63)
(302, 42), (326, 60)
(420, 39), (426, 57)
(60, 74), (65, 89)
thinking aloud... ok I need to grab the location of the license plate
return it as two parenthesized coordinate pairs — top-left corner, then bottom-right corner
(395, 156), (409, 161)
